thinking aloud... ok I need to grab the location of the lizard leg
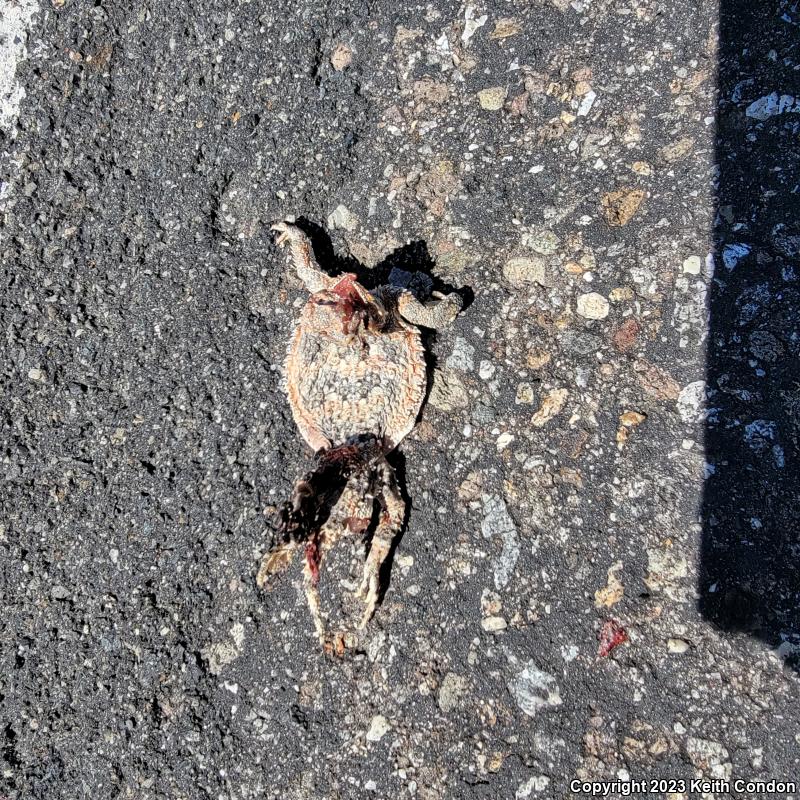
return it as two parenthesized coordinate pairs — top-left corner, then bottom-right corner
(397, 289), (462, 329)
(303, 475), (365, 645)
(257, 520), (327, 641)
(304, 519), (358, 646)
(357, 456), (405, 628)
(271, 221), (333, 293)
(302, 532), (327, 643)
(256, 540), (298, 588)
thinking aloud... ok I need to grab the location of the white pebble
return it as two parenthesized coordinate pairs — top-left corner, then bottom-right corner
(576, 292), (609, 320)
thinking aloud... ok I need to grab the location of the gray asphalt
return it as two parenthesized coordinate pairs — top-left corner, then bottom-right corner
(1, 0), (799, 798)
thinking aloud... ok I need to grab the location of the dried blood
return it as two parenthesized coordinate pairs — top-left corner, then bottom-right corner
(331, 273), (358, 299)
(598, 619), (629, 657)
(305, 540), (321, 586)
(330, 273), (368, 333)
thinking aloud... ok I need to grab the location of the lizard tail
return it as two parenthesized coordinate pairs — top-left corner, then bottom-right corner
(257, 434), (384, 588)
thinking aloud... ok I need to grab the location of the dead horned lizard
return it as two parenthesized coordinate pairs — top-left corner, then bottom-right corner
(257, 221), (462, 648)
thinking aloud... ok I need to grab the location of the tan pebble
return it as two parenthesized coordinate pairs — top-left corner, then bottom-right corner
(554, 312), (572, 330)
(631, 161), (652, 176)
(609, 286), (635, 302)
(411, 420), (436, 442)
(660, 137), (695, 163)
(616, 412), (645, 448)
(559, 467), (583, 488)
(481, 588), (502, 615)
(394, 26), (423, 45)
(594, 562), (624, 608)
(496, 431), (514, 451)
(599, 363), (615, 379)
(458, 471), (483, 502)
(330, 43), (352, 71)
(487, 752), (505, 772)
(601, 188), (645, 226)
(503, 255), (548, 288)
(429, 368), (469, 411)
(576, 292), (610, 320)
(572, 66), (592, 83)
(413, 77), (449, 105)
(502, 478), (519, 503)
(489, 18), (522, 39)
(620, 410), (647, 427)
(635, 360), (681, 401)
(481, 616), (508, 632)
(526, 349), (551, 370)
(477, 86), (507, 110)
(531, 388), (568, 427)
(415, 161), (459, 217)
(346, 241), (375, 267)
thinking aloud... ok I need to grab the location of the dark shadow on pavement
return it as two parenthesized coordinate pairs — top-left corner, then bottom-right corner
(701, 0), (800, 669)
(293, 216), (472, 305)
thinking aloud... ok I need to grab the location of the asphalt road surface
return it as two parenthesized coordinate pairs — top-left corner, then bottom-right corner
(2, 1), (799, 798)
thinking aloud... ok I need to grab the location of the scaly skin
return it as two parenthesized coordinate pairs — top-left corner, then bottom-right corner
(259, 221), (462, 649)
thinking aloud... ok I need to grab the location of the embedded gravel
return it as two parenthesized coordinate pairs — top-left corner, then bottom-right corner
(2, 1), (799, 798)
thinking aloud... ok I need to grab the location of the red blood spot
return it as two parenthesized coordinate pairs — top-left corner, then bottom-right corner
(319, 441), (361, 469)
(305, 540), (321, 586)
(330, 274), (367, 333)
(598, 619), (629, 657)
(331, 273), (358, 299)
(612, 318), (641, 353)
(338, 299), (357, 332)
